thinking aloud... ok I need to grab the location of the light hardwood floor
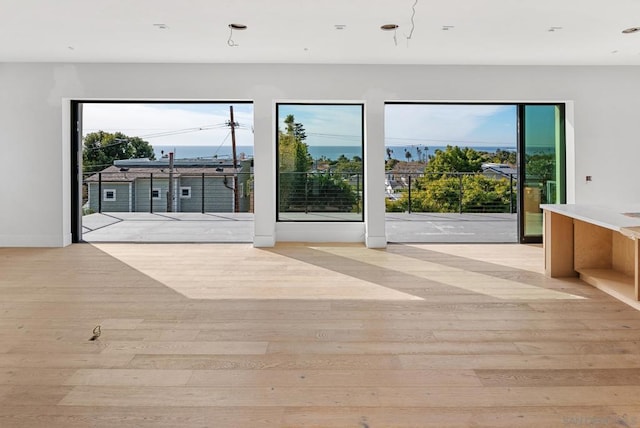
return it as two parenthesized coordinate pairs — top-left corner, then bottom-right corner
(1, 243), (640, 427)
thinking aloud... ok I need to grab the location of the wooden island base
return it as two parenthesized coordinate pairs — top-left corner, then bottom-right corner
(543, 205), (640, 310)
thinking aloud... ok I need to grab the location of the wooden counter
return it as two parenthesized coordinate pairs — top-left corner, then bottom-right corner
(541, 204), (640, 310)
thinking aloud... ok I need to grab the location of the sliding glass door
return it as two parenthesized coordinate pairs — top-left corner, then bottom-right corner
(519, 104), (566, 243)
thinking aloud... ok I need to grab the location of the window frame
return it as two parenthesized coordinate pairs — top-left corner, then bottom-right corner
(103, 189), (116, 201)
(180, 186), (192, 199)
(275, 102), (365, 223)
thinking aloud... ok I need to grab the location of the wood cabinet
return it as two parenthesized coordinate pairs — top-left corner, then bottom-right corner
(542, 204), (640, 310)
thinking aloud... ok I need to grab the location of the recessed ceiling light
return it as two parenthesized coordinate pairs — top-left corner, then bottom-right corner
(381, 24), (399, 31)
(153, 23), (169, 30)
(622, 27), (640, 34)
(334, 24), (347, 30)
(229, 23), (247, 30)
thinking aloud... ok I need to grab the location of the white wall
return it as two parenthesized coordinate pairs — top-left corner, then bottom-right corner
(1, 63), (639, 247)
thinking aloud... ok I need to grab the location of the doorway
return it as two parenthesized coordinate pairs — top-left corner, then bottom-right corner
(71, 101), (254, 243)
(384, 102), (565, 243)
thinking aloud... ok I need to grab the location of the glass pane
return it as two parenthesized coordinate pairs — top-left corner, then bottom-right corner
(523, 105), (565, 238)
(384, 103), (518, 243)
(277, 104), (364, 222)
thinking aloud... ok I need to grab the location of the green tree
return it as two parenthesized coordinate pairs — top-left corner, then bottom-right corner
(489, 148), (516, 165)
(83, 131), (155, 173)
(386, 145), (517, 214)
(332, 155), (362, 175)
(526, 153), (554, 182)
(387, 175), (513, 214)
(279, 115), (312, 173)
(424, 145), (484, 177)
(306, 173), (357, 212)
(279, 114), (360, 213)
(284, 114), (307, 142)
(526, 152), (556, 203)
(278, 115), (313, 211)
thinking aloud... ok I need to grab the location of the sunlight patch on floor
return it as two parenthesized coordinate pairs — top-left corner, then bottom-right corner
(406, 243), (545, 274)
(313, 246), (585, 301)
(92, 243), (423, 301)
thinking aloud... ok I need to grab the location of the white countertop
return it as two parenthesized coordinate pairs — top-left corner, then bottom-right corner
(541, 204), (640, 232)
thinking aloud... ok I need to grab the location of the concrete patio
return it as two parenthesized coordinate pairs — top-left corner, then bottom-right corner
(82, 212), (255, 243)
(82, 212), (517, 243)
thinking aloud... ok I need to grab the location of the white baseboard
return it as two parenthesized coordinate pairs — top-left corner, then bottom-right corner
(0, 234), (71, 248)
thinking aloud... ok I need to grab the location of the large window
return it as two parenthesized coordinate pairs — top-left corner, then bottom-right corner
(72, 101), (255, 243)
(384, 103), (518, 243)
(383, 102), (565, 244)
(276, 103), (364, 222)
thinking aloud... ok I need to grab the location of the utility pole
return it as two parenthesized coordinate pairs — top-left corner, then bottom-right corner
(167, 152), (174, 212)
(227, 106), (240, 213)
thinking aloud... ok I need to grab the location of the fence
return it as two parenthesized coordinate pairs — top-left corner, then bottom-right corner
(386, 171), (517, 214)
(278, 171), (363, 214)
(84, 170), (514, 216)
(82, 171), (254, 214)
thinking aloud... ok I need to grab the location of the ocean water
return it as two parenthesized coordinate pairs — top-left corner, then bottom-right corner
(154, 145), (516, 161)
(154, 145), (254, 160)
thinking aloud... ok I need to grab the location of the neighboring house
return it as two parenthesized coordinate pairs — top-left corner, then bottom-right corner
(85, 158), (253, 213)
(481, 163), (518, 180)
(384, 178), (400, 200)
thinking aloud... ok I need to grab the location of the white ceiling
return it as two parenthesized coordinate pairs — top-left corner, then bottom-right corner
(1, 0), (640, 65)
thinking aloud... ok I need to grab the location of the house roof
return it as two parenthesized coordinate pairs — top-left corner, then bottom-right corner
(481, 163), (518, 177)
(85, 165), (238, 182)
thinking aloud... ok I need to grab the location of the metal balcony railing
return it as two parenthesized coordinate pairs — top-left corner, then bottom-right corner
(278, 171), (363, 214)
(385, 171), (517, 214)
(82, 171), (254, 214)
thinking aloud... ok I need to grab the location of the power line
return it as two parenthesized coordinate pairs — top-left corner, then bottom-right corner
(83, 139), (130, 151)
(212, 131), (232, 156)
(306, 132), (362, 140)
(137, 124), (229, 139)
(83, 123), (251, 141)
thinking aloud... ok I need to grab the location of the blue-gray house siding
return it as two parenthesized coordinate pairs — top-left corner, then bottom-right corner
(85, 158), (253, 214)
(87, 183), (131, 212)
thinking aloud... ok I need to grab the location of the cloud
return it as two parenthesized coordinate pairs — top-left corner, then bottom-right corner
(385, 104), (516, 147)
(81, 103), (254, 147)
(81, 102), (516, 150)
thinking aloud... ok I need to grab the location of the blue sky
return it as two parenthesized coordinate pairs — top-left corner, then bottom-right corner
(278, 104), (363, 148)
(385, 104), (517, 148)
(82, 103), (254, 147)
(82, 102), (517, 149)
